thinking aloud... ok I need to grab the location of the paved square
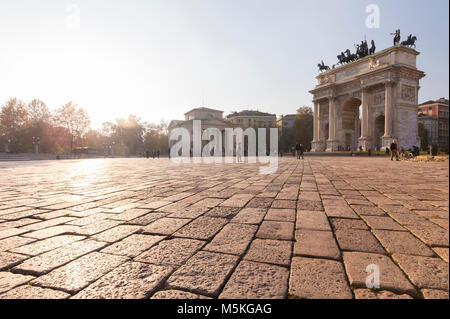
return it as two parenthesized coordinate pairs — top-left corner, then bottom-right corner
(0, 157), (448, 299)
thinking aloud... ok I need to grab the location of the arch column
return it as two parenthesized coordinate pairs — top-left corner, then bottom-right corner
(358, 87), (372, 151)
(381, 81), (395, 151)
(326, 97), (339, 152)
(311, 100), (325, 152)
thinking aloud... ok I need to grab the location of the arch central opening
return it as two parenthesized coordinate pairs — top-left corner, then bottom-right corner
(341, 97), (361, 151)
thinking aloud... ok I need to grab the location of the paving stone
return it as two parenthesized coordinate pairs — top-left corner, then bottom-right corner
(67, 213), (111, 226)
(271, 200), (296, 209)
(231, 208), (266, 224)
(126, 212), (168, 225)
(21, 217), (76, 231)
(324, 206), (359, 219)
(379, 205), (412, 215)
(298, 192), (320, 201)
(75, 220), (121, 236)
(204, 223), (257, 255)
(387, 212), (431, 226)
(353, 289), (413, 299)
(294, 230), (340, 260)
(151, 290), (212, 299)
(0, 252), (28, 270)
(174, 216), (228, 240)
(264, 208), (295, 222)
(351, 205), (386, 216)
(32, 252), (128, 293)
(167, 206), (208, 219)
(393, 254), (449, 290)
(0, 228), (29, 240)
(136, 238), (204, 266)
(92, 225), (141, 243)
(167, 251), (239, 296)
(256, 221), (294, 241)
(297, 200), (323, 211)
(192, 198), (224, 208)
(36, 210), (74, 220)
(432, 247), (449, 263)
(415, 210), (449, 220)
(430, 218), (449, 230)
(246, 197), (273, 209)
(0, 218), (41, 229)
(289, 257), (352, 299)
(72, 261), (172, 299)
(372, 229), (434, 257)
(101, 234), (164, 257)
(203, 207), (240, 219)
(0, 209), (47, 221)
(220, 194), (254, 208)
(142, 218), (190, 235)
(405, 224), (449, 247)
(421, 289), (449, 299)
(23, 225), (81, 240)
(334, 229), (385, 254)
(0, 284), (70, 299)
(343, 252), (416, 295)
(244, 239), (292, 266)
(0, 236), (35, 252)
(362, 216), (405, 231)
(219, 261), (289, 299)
(10, 235), (85, 256)
(330, 218), (369, 230)
(0, 272), (35, 294)
(296, 210), (331, 231)
(14, 240), (107, 275)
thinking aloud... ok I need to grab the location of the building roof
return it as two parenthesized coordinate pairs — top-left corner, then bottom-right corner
(184, 107), (223, 115)
(169, 118), (240, 129)
(419, 98), (449, 106)
(226, 110), (276, 118)
(278, 114), (297, 119)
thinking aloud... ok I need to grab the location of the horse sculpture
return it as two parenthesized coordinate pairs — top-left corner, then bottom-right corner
(344, 49), (357, 63)
(401, 35), (417, 48)
(317, 60), (330, 72)
(337, 52), (346, 65)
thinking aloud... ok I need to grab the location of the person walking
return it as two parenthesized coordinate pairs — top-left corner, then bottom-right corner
(295, 143), (302, 159)
(157, 150), (160, 159)
(390, 140), (399, 161)
(237, 142), (243, 163)
(298, 144), (304, 159)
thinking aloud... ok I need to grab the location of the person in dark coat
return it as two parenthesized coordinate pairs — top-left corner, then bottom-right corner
(390, 140), (399, 161)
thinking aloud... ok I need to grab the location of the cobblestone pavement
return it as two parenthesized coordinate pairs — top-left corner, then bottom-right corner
(0, 157), (448, 299)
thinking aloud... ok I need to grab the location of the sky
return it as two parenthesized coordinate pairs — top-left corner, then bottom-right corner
(0, 0), (448, 129)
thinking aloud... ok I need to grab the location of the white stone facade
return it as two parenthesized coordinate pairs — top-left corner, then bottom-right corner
(310, 46), (425, 152)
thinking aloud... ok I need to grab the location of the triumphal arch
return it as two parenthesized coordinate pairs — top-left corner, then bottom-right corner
(310, 46), (425, 152)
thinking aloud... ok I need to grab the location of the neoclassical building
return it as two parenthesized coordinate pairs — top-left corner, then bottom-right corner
(310, 46), (425, 152)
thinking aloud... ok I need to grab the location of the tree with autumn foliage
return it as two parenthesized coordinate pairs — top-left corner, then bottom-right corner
(53, 102), (91, 152)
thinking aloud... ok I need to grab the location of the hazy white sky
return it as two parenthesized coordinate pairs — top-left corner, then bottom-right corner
(0, 0), (448, 129)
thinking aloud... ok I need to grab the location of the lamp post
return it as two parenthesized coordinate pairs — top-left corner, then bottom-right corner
(2, 134), (10, 153)
(32, 136), (40, 154)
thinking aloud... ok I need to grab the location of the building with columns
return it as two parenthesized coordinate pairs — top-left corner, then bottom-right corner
(310, 46), (425, 152)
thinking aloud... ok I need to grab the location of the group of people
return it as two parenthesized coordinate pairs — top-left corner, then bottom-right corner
(389, 140), (421, 161)
(295, 143), (304, 159)
(145, 150), (160, 159)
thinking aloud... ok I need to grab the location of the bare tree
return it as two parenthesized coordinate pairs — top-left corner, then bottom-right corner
(54, 102), (90, 152)
(27, 99), (51, 125)
(0, 98), (28, 133)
